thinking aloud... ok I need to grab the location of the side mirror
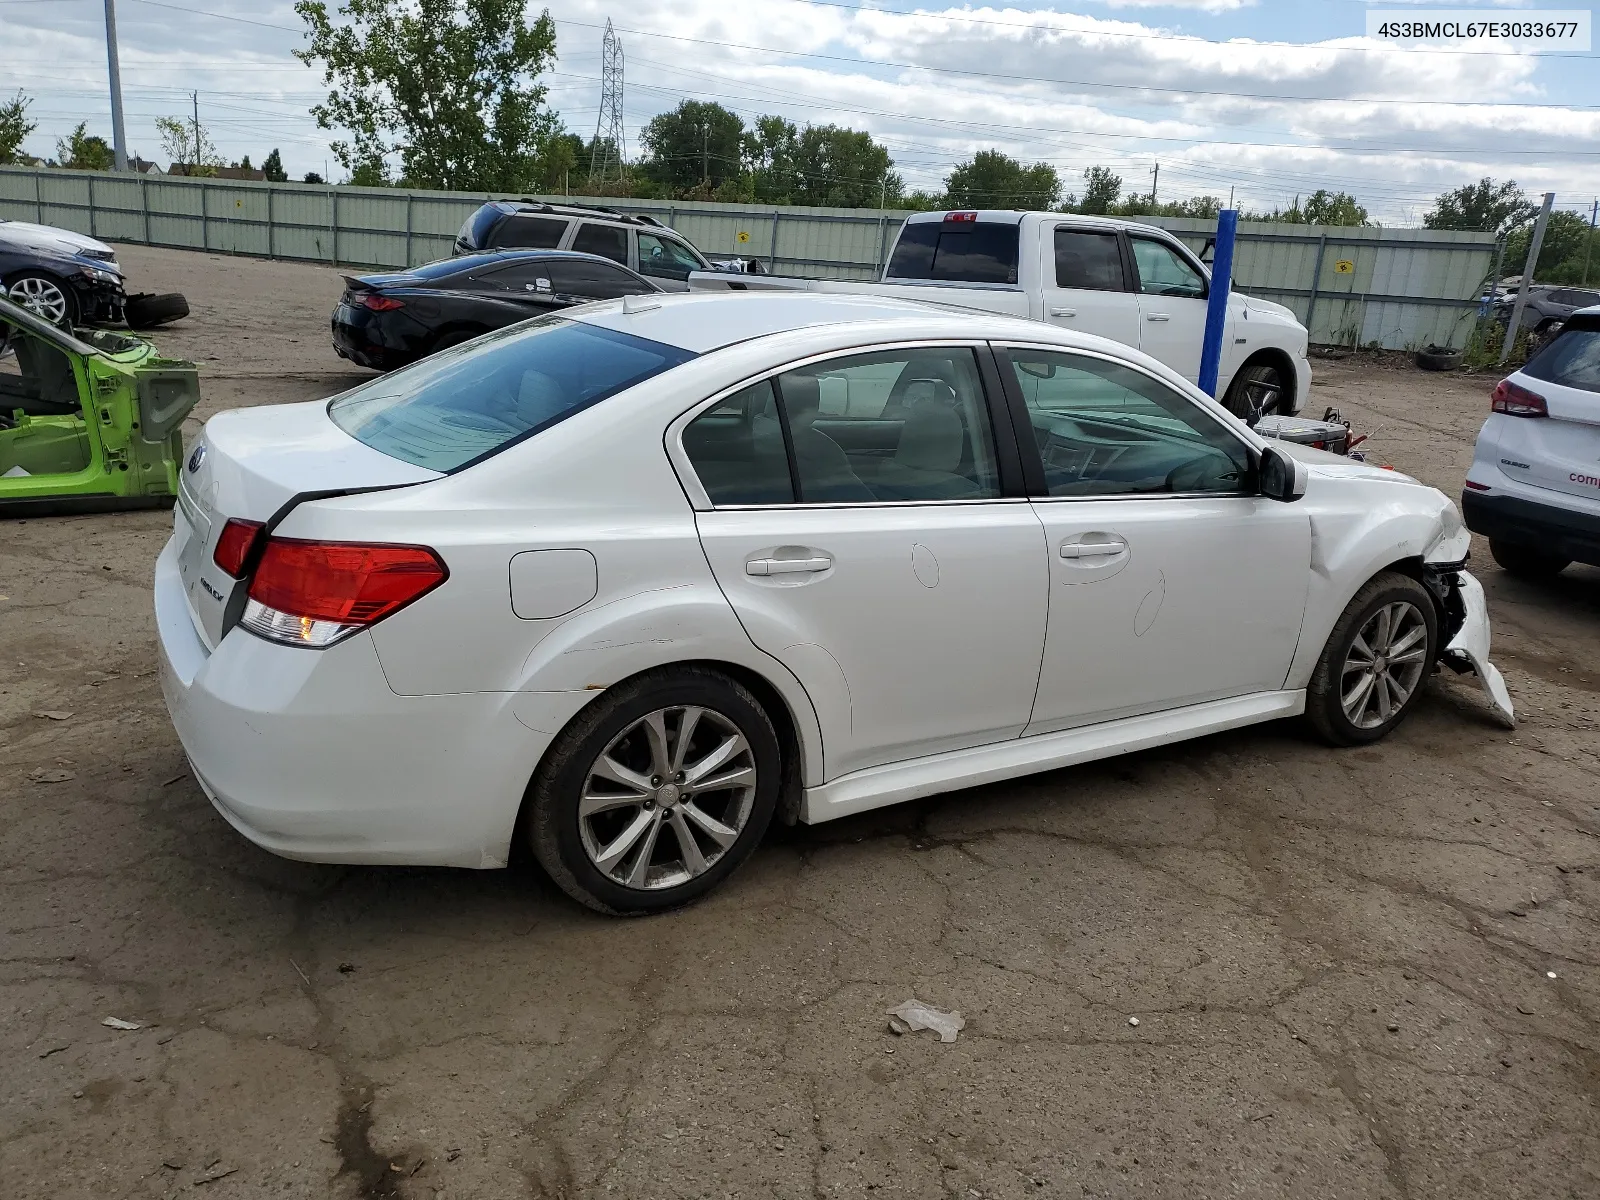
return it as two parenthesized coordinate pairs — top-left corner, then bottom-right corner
(1258, 444), (1307, 503)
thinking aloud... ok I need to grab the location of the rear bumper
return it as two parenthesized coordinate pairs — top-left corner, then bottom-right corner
(1462, 488), (1600, 568)
(155, 536), (544, 868)
(330, 305), (422, 370)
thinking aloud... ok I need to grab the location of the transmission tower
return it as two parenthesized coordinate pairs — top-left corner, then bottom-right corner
(588, 20), (625, 187)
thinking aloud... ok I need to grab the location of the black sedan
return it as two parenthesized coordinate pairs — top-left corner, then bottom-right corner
(330, 250), (661, 370)
(0, 219), (126, 326)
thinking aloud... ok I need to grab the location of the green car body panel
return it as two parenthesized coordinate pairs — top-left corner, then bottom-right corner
(0, 294), (199, 516)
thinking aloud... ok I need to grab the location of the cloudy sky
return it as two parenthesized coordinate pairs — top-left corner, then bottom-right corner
(3, 0), (1596, 224)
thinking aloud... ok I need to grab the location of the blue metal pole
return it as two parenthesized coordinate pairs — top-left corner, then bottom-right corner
(1198, 208), (1238, 398)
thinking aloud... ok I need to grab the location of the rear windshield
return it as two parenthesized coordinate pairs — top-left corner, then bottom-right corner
(456, 204), (505, 250)
(885, 220), (1020, 285)
(1523, 320), (1600, 394)
(328, 318), (696, 472)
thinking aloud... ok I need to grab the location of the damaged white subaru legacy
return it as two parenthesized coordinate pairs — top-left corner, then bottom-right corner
(156, 292), (1512, 913)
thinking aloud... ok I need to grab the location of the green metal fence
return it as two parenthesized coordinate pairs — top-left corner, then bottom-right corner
(0, 166), (1500, 350)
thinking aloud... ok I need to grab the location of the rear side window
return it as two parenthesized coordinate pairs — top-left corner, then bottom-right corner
(328, 319), (696, 472)
(886, 221), (1019, 284)
(545, 260), (655, 298)
(490, 214), (569, 250)
(681, 380), (795, 505)
(571, 222), (629, 264)
(1054, 229), (1124, 291)
(1523, 322), (1600, 394)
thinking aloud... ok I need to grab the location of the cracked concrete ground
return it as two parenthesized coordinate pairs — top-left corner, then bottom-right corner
(3, 244), (1599, 1199)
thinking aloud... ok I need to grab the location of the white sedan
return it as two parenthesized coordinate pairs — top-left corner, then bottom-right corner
(156, 293), (1512, 914)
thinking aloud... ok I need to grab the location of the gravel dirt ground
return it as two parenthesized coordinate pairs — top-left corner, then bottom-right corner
(3, 244), (1598, 1200)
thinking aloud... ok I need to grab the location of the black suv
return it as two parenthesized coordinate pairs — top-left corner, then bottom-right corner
(454, 201), (716, 290)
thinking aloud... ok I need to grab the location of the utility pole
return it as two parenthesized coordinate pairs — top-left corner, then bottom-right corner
(701, 123), (709, 188)
(1228, 184), (1234, 210)
(103, 0), (128, 170)
(191, 91), (201, 172)
(1583, 198), (1598, 287)
(1149, 161), (1159, 206)
(1502, 191), (1554, 363)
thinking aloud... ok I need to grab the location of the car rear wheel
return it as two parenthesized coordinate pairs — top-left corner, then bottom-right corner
(526, 666), (781, 914)
(1490, 539), (1570, 579)
(1306, 572), (1438, 746)
(1223, 361), (1285, 422)
(6, 272), (76, 326)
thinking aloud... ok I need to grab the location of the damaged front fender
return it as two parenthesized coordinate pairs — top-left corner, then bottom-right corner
(1434, 569), (1515, 727)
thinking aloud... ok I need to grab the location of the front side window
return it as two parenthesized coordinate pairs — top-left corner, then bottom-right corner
(637, 232), (707, 282)
(682, 348), (1002, 505)
(329, 318), (695, 472)
(1054, 229), (1124, 291)
(1004, 349), (1250, 496)
(571, 222), (629, 264)
(1523, 320), (1600, 394)
(1130, 238), (1206, 299)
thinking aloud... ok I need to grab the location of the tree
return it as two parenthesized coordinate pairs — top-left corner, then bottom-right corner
(744, 115), (800, 204)
(944, 150), (1059, 209)
(1506, 209), (1592, 279)
(156, 114), (221, 174)
(639, 100), (744, 194)
(0, 90), (37, 165)
(1079, 166), (1121, 215)
(262, 148), (288, 182)
(1424, 177), (1536, 237)
(1300, 189), (1370, 227)
(55, 123), (114, 171)
(790, 125), (899, 208)
(295, 0), (562, 192)
(303, 171), (326, 184)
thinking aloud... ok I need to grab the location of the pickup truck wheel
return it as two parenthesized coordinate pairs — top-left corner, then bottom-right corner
(1489, 540), (1570, 579)
(1306, 572), (1438, 746)
(1223, 362), (1284, 422)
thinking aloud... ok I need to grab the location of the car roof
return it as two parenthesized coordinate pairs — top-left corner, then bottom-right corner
(567, 290), (1143, 358)
(900, 208), (1172, 237)
(412, 249), (646, 275)
(489, 199), (666, 229)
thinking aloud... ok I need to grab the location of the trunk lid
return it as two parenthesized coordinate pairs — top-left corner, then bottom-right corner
(174, 400), (440, 648)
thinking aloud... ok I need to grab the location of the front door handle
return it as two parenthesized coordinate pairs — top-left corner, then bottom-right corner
(1061, 539), (1127, 559)
(747, 555), (832, 576)
(1049, 306), (1077, 318)
(1145, 312), (1171, 322)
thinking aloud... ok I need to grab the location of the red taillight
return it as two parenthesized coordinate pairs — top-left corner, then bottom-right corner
(243, 539), (447, 647)
(944, 211), (977, 223)
(1491, 379), (1547, 417)
(1464, 480), (1491, 491)
(212, 518), (265, 577)
(360, 294), (405, 311)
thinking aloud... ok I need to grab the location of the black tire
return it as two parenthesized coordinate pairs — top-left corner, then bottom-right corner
(1223, 361), (1286, 422)
(431, 328), (484, 354)
(1490, 539), (1570, 580)
(5, 270), (78, 327)
(1413, 346), (1463, 372)
(1305, 571), (1439, 746)
(125, 292), (189, 328)
(526, 666), (782, 915)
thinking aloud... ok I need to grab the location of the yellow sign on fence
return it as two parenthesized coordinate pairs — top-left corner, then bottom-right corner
(1334, 259), (1355, 274)
(737, 230), (750, 243)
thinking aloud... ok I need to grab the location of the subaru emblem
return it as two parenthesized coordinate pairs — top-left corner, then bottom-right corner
(187, 443), (206, 473)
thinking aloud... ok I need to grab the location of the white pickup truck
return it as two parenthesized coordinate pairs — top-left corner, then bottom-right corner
(690, 209), (1311, 418)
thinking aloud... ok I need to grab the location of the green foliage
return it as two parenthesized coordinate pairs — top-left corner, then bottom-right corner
(944, 150), (1060, 209)
(155, 115), (221, 174)
(0, 90), (37, 165)
(639, 100), (745, 193)
(55, 123), (114, 171)
(1246, 190), (1370, 227)
(262, 148), (288, 183)
(303, 171), (326, 185)
(1079, 165), (1121, 215)
(1506, 209), (1592, 278)
(1424, 177), (1536, 236)
(295, 0), (561, 192)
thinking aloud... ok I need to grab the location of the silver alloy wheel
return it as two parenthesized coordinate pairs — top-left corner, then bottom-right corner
(578, 705), (757, 891)
(8, 276), (69, 324)
(1340, 601), (1429, 729)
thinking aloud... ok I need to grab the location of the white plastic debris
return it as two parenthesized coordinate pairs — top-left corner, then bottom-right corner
(2, 465), (31, 478)
(886, 1000), (964, 1043)
(101, 1017), (142, 1031)
(1128, 1017), (1141, 1027)
(1548, 971), (1558, 980)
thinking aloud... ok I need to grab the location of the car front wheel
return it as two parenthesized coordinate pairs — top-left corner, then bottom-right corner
(7, 272), (77, 326)
(1223, 361), (1286, 422)
(526, 666), (781, 914)
(1306, 571), (1438, 745)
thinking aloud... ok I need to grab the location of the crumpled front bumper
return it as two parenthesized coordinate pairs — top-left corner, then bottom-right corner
(1441, 570), (1514, 727)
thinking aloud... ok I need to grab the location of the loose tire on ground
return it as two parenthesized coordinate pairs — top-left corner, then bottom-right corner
(1490, 539), (1570, 580)
(125, 292), (189, 328)
(1222, 361), (1286, 422)
(525, 666), (782, 915)
(1305, 571), (1439, 746)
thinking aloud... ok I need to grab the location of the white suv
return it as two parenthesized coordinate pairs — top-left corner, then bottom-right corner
(1463, 306), (1600, 577)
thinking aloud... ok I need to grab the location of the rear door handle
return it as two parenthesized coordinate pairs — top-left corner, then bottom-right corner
(747, 556), (832, 576)
(1145, 313), (1171, 322)
(1049, 306), (1077, 318)
(1061, 540), (1127, 559)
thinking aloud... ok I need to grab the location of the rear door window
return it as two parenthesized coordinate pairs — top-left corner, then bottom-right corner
(1054, 229), (1125, 291)
(328, 318), (696, 472)
(489, 214), (569, 250)
(1523, 322), (1600, 394)
(571, 222), (629, 265)
(886, 221), (1019, 284)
